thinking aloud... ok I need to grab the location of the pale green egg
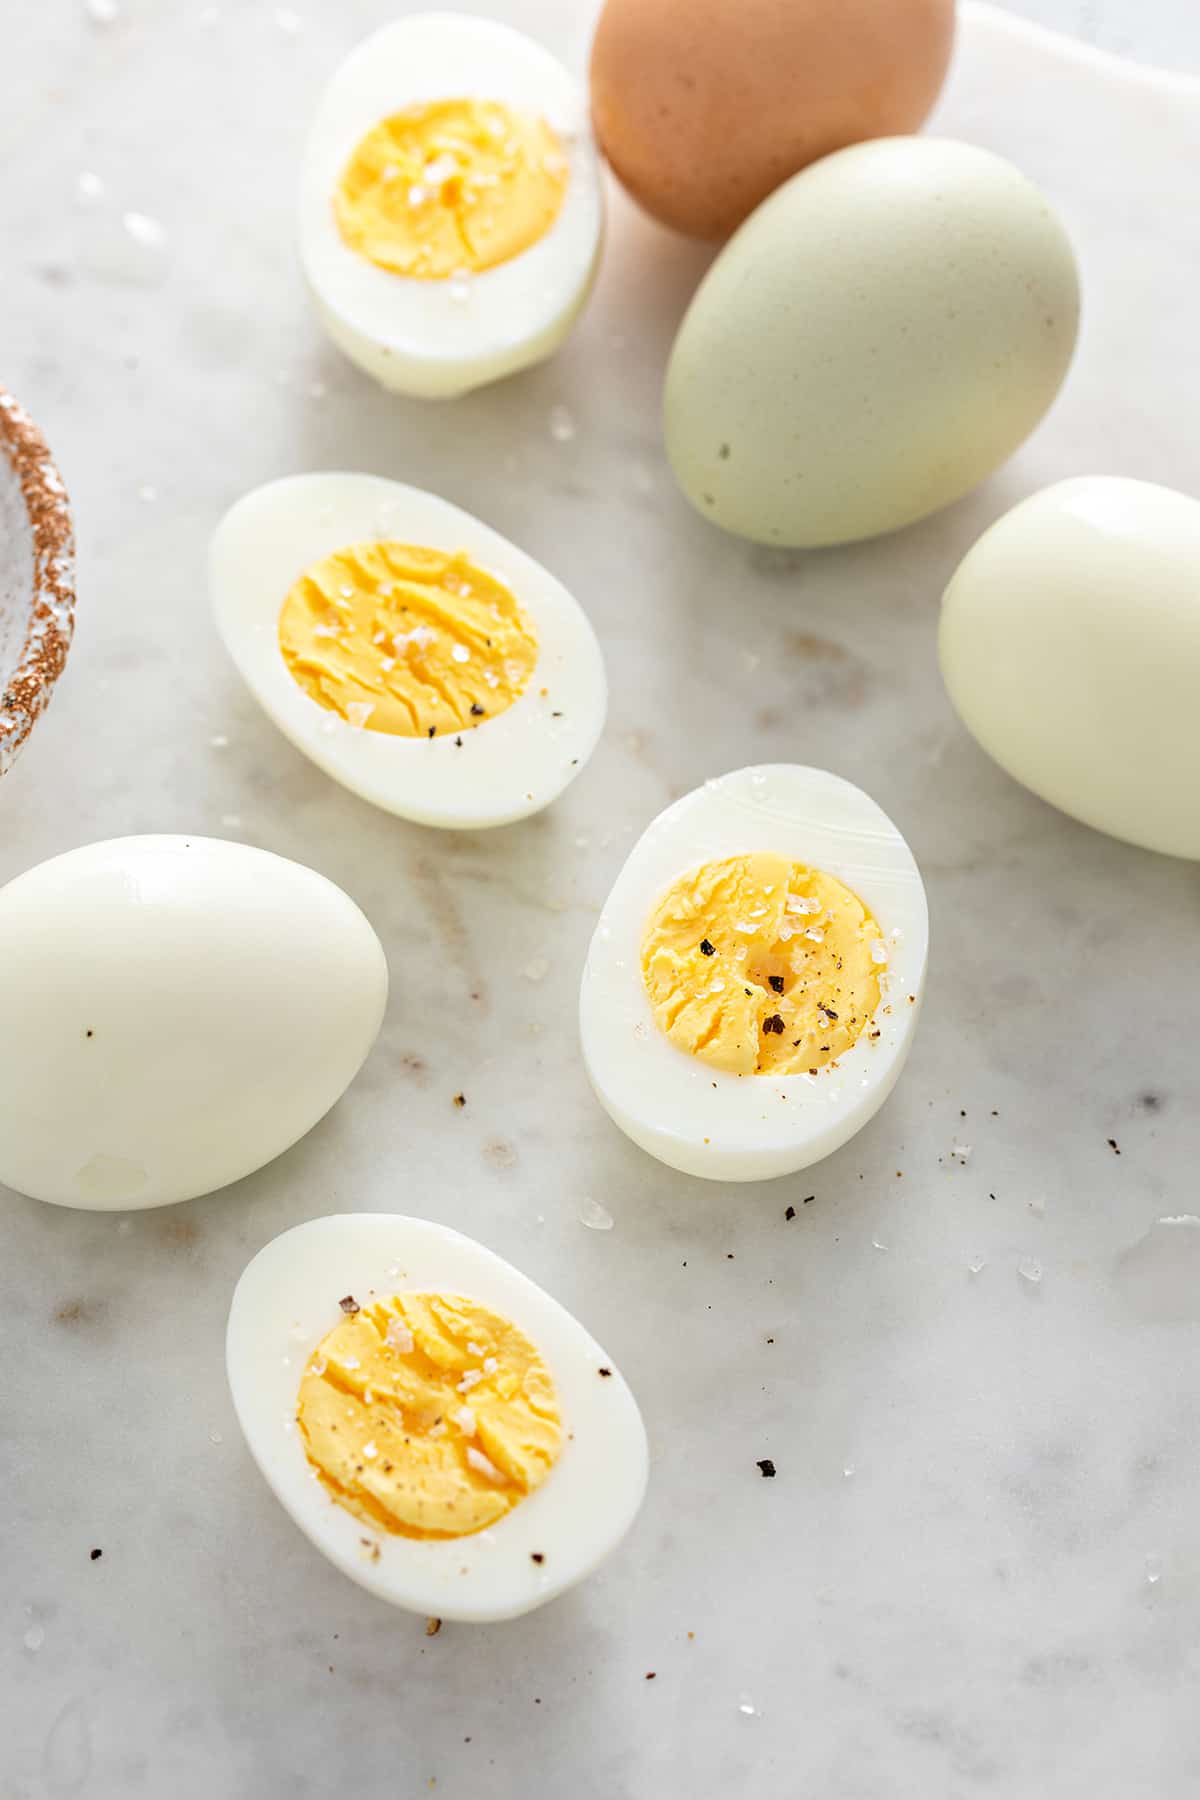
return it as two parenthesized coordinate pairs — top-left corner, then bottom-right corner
(663, 137), (1080, 549)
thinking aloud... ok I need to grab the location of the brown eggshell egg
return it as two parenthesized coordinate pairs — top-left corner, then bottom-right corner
(589, 0), (956, 240)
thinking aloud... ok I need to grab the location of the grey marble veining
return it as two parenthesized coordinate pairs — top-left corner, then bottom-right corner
(3, 5), (1199, 1797)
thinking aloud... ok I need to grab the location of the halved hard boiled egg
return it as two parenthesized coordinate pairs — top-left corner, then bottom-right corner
(227, 1214), (648, 1622)
(300, 12), (604, 397)
(580, 765), (928, 1181)
(211, 472), (606, 828)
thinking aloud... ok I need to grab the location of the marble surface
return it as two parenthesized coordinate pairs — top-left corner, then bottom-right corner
(3, 5), (1200, 1797)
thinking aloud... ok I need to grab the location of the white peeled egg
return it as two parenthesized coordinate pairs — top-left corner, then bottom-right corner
(299, 13), (603, 398)
(210, 472), (607, 828)
(227, 1213), (648, 1622)
(580, 765), (929, 1182)
(940, 476), (1200, 859)
(0, 837), (387, 1210)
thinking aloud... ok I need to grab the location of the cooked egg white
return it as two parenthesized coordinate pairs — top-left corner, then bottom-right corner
(0, 837), (387, 1209)
(210, 472), (607, 828)
(300, 13), (604, 398)
(580, 765), (929, 1181)
(227, 1214), (648, 1621)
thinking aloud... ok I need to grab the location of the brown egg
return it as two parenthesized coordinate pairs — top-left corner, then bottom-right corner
(590, 0), (956, 241)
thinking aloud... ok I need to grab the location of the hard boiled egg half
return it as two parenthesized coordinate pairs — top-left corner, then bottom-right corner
(211, 472), (606, 828)
(227, 1214), (648, 1621)
(300, 12), (604, 397)
(581, 766), (928, 1181)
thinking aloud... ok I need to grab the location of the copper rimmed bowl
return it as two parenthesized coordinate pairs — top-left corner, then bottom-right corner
(0, 386), (75, 779)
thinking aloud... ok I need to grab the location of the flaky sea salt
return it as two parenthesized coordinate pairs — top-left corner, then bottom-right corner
(869, 940), (889, 964)
(385, 1320), (414, 1354)
(466, 1447), (505, 1483)
(454, 1406), (477, 1436)
(457, 1368), (484, 1393)
(451, 644), (470, 663)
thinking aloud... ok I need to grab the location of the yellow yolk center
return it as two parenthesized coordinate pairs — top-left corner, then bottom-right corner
(640, 853), (886, 1077)
(333, 98), (569, 280)
(296, 1293), (562, 1540)
(278, 541), (538, 737)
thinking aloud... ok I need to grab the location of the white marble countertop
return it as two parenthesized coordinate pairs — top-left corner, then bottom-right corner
(3, 5), (1199, 1797)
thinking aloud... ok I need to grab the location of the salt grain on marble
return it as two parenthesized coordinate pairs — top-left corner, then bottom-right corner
(122, 210), (167, 249)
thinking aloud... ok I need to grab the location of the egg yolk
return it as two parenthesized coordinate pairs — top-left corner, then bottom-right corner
(333, 98), (569, 280)
(278, 541), (538, 737)
(640, 853), (886, 1077)
(297, 1293), (562, 1540)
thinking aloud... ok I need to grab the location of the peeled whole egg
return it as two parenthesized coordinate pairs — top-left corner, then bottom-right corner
(664, 137), (1080, 548)
(0, 837), (387, 1210)
(227, 1213), (648, 1621)
(300, 12), (604, 398)
(580, 765), (928, 1182)
(939, 477), (1200, 860)
(211, 472), (607, 829)
(590, 0), (955, 241)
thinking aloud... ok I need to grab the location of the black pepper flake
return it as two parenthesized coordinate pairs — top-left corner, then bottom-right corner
(597, 1366), (612, 1378)
(785, 1205), (796, 1220)
(551, 710), (563, 717)
(85, 1029), (94, 1039)
(339, 1294), (360, 1314)
(1108, 1137), (1121, 1154)
(756, 1459), (776, 1478)
(531, 1552), (545, 1565)
(470, 703), (485, 716)
(645, 1671), (657, 1681)
(453, 1093), (466, 1108)
(803, 1194), (814, 1204)
(818, 1004), (839, 1021)
(763, 1014), (785, 1035)
(455, 735), (463, 747)
(768, 975), (785, 995)
(699, 938), (716, 957)
(89, 1547), (102, 1561)
(427, 726), (436, 738)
